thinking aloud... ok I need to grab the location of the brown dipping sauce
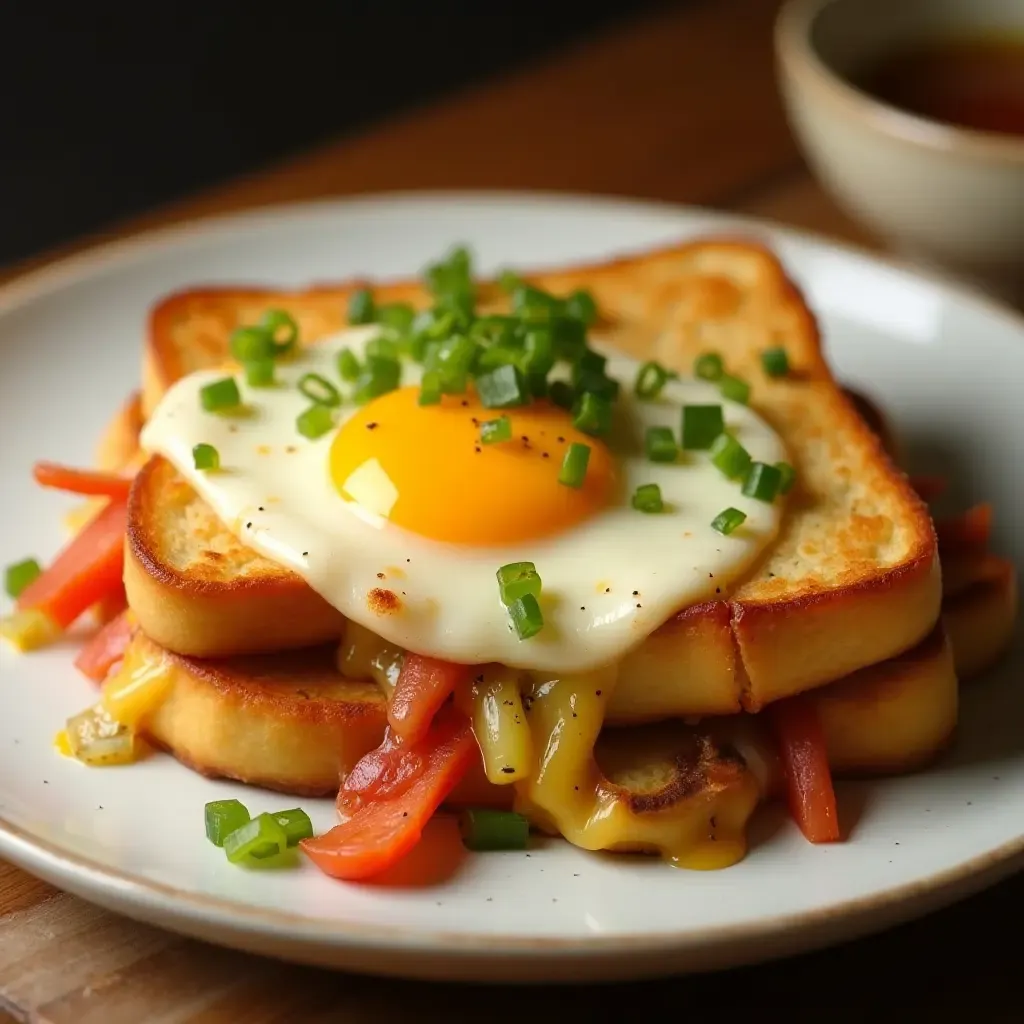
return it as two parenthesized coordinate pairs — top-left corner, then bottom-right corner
(855, 35), (1024, 137)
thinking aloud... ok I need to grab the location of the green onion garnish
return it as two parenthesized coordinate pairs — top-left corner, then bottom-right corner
(230, 326), (274, 364)
(366, 335), (400, 361)
(377, 303), (415, 333)
(549, 380), (574, 410)
(200, 376), (241, 413)
(711, 507), (747, 536)
(296, 404), (335, 439)
(761, 347), (790, 377)
(565, 289), (598, 326)
(298, 373), (341, 407)
(271, 808), (314, 846)
(508, 593), (544, 640)
(459, 808), (530, 851)
(522, 328), (555, 377)
(498, 269), (524, 292)
(475, 346), (520, 374)
(719, 373), (751, 405)
(631, 483), (664, 514)
(709, 433), (752, 479)
(348, 288), (376, 325)
(337, 348), (360, 382)
(694, 352), (724, 381)
(418, 371), (442, 406)
(353, 356), (401, 404)
(223, 812), (289, 863)
(497, 561), (541, 605)
(480, 415), (513, 445)
(559, 442), (591, 488)
(476, 364), (528, 409)
(634, 361), (674, 399)
(261, 309), (299, 356)
(776, 461), (796, 495)
(192, 443), (220, 472)
(681, 404), (725, 450)
(205, 799), (250, 847)
(512, 284), (562, 320)
(550, 316), (587, 362)
(4, 558), (41, 600)
(244, 359), (275, 388)
(572, 392), (612, 437)
(742, 462), (783, 502)
(644, 425), (678, 463)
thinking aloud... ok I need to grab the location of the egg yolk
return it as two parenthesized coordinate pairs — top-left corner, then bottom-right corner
(330, 386), (616, 546)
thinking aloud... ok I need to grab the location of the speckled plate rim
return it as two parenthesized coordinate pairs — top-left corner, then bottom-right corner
(0, 190), (1022, 982)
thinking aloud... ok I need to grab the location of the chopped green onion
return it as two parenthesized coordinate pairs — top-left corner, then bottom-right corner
(418, 371), (442, 406)
(742, 462), (783, 502)
(298, 373), (341, 407)
(244, 359), (275, 388)
(426, 247), (475, 316)
(200, 376), (241, 413)
(719, 373), (751, 405)
(644, 425), (678, 463)
(497, 561), (542, 605)
(4, 558), (41, 600)
(559, 442), (591, 488)
(709, 433), (752, 479)
(521, 328), (555, 377)
(776, 461), (796, 495)
(377, 303), (415, 333)
(694, 352), (724, 381)
(192, 443), (220, 472)
(631, 483), (664, 513)
(271, 808), (314, 846)
(575, 348), (607, 376)
(634, 361), (674, 399)
(205, 799), (250, 847)
(470, 314), (519, 347)
(296, 404), (335, 440)
(549, 380), (574, 410)
(459, 808), (530, 851)
(480, 415), (513, 445)
(348, 288), (376, 325)
(261, 309), (299, 356)
(498, 269), (524, 292)
(230, 325), (274, 364)
(681, 404), (725, 450)
(565, 289), (598, 326)
(337, 348), (360, 382)
(572, 365), (619, 401)
(475, 346), (521, 374)
(353, 355), (401, 404)
(366, 335), (400, 361)
(572, 392), (613, 437)
(223, 812), (289, 863)
(512, 284), (562, 320)
(761, 347), (790, 377)
(435, 336), (479, 394)
(476, 364), (528, 409)
(526, 371), (549, 399)
(549, 316), (587, 361)
(508, 593), (544, 640)
(711, 507), (747, 536)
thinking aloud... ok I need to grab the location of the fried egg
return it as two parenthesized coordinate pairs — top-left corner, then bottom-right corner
(140, 327), (786, 672)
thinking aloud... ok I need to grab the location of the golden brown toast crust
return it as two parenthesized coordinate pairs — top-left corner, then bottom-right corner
(132, 239), (941, 706)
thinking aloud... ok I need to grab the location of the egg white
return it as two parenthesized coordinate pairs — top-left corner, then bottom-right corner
(140, 327), (786, 672)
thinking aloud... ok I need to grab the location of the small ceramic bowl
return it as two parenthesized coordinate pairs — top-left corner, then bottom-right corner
(775, 0), (1024, 300)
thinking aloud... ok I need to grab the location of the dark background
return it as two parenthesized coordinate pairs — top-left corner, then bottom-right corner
(2, 2), (674, 269)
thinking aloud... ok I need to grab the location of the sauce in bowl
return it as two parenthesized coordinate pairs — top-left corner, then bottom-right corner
(855, 36), (1024, 138)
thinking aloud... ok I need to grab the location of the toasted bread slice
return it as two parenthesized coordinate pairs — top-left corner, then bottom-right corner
(128, 240), (940, 709)
(124, 620), (954, 801)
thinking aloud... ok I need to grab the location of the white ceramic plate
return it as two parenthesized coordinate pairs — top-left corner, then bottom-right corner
(0, 193), (1021, 984)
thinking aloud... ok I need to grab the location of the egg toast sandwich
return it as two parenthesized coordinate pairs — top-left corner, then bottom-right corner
(5, 238), (1016, 881)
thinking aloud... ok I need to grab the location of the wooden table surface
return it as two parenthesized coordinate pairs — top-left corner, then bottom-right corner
(1, 1), (1020, 1020)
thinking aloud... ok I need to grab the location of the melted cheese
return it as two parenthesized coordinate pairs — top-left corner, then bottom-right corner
(344, 628), (766, 869)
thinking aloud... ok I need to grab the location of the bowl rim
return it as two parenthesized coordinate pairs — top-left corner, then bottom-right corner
(775, 0), (1024, 164)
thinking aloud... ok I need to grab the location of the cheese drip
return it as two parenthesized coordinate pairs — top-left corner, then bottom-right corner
(339, 625), (768, 870)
